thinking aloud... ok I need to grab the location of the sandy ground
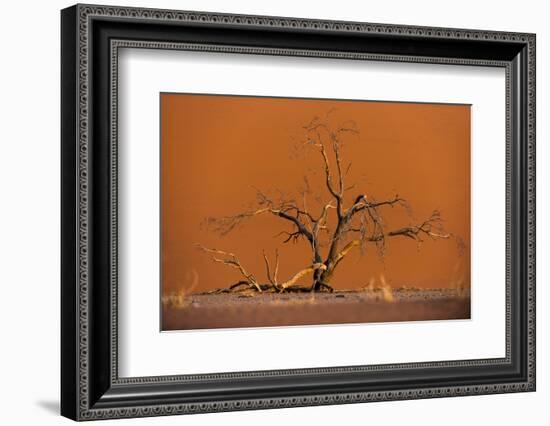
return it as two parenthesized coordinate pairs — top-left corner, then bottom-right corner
(162, 289), (470, 331)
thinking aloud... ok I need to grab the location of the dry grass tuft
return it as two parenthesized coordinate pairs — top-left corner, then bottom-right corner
(361, 274), (394, 302)
(450, 259), (470, 299)
(162, 269), (199, 309)
(379, 273), (394, 302)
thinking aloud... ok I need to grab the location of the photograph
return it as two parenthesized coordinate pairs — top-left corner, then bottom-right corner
(160, 93), (472, 331)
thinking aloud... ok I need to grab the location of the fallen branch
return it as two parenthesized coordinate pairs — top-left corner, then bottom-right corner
(196, 244), (262, 292)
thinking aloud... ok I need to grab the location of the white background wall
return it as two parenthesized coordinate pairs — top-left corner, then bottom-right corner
(0, 0), (546, 424)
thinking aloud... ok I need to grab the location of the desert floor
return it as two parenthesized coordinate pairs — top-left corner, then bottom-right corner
(162, 289), (470, 331)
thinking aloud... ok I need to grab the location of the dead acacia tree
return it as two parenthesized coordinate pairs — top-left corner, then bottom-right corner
(198, 113), (450, 293)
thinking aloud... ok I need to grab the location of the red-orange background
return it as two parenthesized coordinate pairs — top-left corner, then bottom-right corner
(161, 94), (470, 294)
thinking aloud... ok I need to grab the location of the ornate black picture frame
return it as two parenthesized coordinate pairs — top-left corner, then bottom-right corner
(61, 4), (536, 421)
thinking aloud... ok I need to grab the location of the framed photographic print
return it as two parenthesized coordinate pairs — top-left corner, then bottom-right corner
(61, 4), (536, 421)
(160, 93), (472, 331)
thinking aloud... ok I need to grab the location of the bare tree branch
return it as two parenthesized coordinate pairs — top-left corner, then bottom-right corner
(321, 209), (449, 283)
(273, 250), (280, 284)
(312, 201), (335, 239)
(316, 141), (341, 204)
(346, 194), (405, 219)
(386, 210), (450, 242)
(263, 249), (280, 290)
(206, 199), (315, 246)
(280, 263), (327, 290)
(196, 244), (262, 292)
